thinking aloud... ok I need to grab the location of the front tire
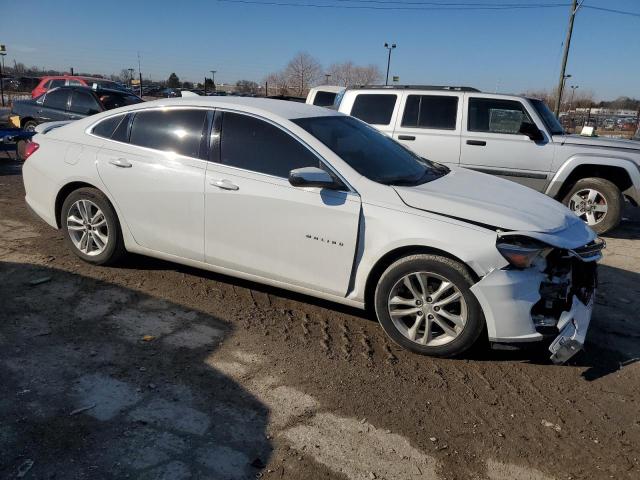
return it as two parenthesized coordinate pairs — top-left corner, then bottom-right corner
(374, 254), (485, 357)
(22, 119), (38, 132)
(60, 187), (126, 265)
(562, 177), (623, 234)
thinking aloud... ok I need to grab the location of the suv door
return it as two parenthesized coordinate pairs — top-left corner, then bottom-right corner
(40, 88), (72, 122)
(392, 92), (462, 166)
(204, 111), (361, 296)
(459, 95), (554, 191)
(95, 108), (209, 261)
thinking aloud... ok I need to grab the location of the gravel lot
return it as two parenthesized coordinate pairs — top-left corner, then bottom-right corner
(1, 152), (639, 480)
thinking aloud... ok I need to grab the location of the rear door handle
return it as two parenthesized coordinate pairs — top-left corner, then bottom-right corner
(210, 179), (239, 191)
(398, 135), (416, 141)
(109, 158), (132, 168)
(466, 140), (486, 146)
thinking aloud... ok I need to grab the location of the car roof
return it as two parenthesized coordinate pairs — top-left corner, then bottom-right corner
(50, 85), (136, 96)
(118, 96), (340, 120)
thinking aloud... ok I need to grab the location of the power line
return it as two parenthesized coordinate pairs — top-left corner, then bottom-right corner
(215, 0), (571, 11)
(582, 5), (640, 18)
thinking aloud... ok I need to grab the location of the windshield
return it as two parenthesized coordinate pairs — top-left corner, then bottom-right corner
(293, 116), (449, 186)
(529, 98), (564, 135)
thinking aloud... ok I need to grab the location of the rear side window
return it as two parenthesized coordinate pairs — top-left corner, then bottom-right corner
(402, 95), (458, 130)
(98, 92), (142, 110)
(350, 94), (397, 125)
(68, 79), (84, 86)
(70, 91), (101, 115)
(220, 112), (319, 178)
(92, 115), (126, 139)
(43, 89), (69, 110)
(468, 98), (533, 134)
(49, 79), (65, 88)
(129, 109), (207, 158)
(313, 91), (337, 107)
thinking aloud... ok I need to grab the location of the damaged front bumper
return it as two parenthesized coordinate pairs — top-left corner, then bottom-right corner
(470, 242), (600, 364)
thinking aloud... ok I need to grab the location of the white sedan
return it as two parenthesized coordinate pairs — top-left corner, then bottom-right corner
(22, 97), (603, 362)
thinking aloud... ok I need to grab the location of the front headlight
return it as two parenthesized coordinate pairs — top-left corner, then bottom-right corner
(496, 237), (551, 269)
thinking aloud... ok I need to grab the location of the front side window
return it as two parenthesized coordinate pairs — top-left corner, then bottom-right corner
(43, 89), (69, 110)
(313, 91), (337, 107)
(129, 109), (207, 158)
(70, 91), (101, 115)
(293, 115), (449, 186)
(350, 94), (397, 125)
(468, 97), (533, 134)
(402, 95), (458, 130)
(220, 112), (319, 178)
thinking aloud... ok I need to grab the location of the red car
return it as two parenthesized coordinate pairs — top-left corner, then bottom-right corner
(31, 75), (124, 98)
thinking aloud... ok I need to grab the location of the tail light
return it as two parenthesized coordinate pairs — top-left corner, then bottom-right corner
(22, 142), (40, 161)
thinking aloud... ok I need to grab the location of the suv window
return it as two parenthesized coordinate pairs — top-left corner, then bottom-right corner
(350, 94), (397, 125)
(402, 95), (458, 130)
(92, 115), (126, 139)
(70, 91), (101, 115)
(468, 98), (533, 134)
(129, 109), (207, 158)
(220, 112), (319, 178)
(43, 89), (70, 110)
(313, 91), (337, 107)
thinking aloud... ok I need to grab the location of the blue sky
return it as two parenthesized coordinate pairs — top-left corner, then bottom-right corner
(2, 0), (639, 99)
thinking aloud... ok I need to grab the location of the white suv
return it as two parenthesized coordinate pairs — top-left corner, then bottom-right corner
(336, 85), (640, 234)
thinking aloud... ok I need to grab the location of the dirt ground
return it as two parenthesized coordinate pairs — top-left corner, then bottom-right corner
(1, 153), (639, 480)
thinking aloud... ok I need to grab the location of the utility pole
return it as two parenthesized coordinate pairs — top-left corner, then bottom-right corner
(384, 43), (396, 86)
(70, 67), (74, 75)
(137, 52), (143, 96)
(554, 0), (580, 116)
(210, 70), (217, 92)
(265, 81), (268, 97)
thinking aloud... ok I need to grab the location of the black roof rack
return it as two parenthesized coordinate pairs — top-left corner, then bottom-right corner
(347, 85), (480, 92)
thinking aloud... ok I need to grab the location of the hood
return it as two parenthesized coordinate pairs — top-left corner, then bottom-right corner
(393, 167), (580, 233)
(554, 134), (640, 152)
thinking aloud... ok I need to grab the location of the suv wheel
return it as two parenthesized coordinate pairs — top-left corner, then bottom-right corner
(60, 187), (126, 265)
(562, 177), (623, 234)
(374, 254), (485, 357)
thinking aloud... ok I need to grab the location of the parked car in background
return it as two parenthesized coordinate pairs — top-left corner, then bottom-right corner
(31, 76), (124, 98)
(22, 97), (602, 363)
(305, 85), (345, 107)
(11, 86), (143, 131)
(336, 85), (640, 234)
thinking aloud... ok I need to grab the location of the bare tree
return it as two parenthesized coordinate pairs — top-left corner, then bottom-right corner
(327, 61), (382, 87)
(120, 68), (134, 85)
(264, 71), (289, 96)
(236, 80), (259, 94)
(284, 52), (322, 96)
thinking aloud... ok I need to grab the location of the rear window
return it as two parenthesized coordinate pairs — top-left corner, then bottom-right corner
(401, 95), (458, 130)
(97, 92), (143, 110)
(92, 115), (126, 139)
(350, 94), (397, 125)
(313, 91), (338, 107)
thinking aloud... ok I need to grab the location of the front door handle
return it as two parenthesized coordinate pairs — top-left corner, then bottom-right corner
(466, 140), (487, 146)
(398, 135), (416, 141)
(109, 158), (132, 168)
(211, 179), (239, 191)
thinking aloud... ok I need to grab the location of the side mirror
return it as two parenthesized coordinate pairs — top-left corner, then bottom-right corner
(519, 122), (544, 142)
(289, 167), (340, 189)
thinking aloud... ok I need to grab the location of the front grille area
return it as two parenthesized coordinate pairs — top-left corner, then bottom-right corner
(531, 248), (598, 334)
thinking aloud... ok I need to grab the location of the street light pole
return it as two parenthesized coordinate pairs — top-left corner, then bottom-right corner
(569, 85), (579, 111)
(324, 73), (331, 85)
(128, 68), (135, 89)
(0, 44), (6, 107)
(554, 0), (580, 116)
(210, 70), (217, 92)
(384, 43), (396, 86)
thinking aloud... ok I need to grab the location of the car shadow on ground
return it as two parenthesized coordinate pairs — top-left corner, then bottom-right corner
(0, 261), (272, 479)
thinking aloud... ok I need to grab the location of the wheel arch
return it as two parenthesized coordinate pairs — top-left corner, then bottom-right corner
(55, 181), (108, 228)
(363, 245), (480, 312)
(21, 116), (36, 128)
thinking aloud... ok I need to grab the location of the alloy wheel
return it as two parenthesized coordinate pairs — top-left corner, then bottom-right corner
(66, 199), (109, 256)
(387, 272), (467, 347)
(568, 188), (608, 226)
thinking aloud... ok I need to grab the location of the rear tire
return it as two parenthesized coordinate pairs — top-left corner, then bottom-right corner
(22, 119), (38, 132)
(60, 187), (126, 265)
(562, 177), (623, 234)
(374, 254), (485, 357)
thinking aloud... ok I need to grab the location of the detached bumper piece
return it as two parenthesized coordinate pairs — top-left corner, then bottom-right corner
(549, 294), (594, 364)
